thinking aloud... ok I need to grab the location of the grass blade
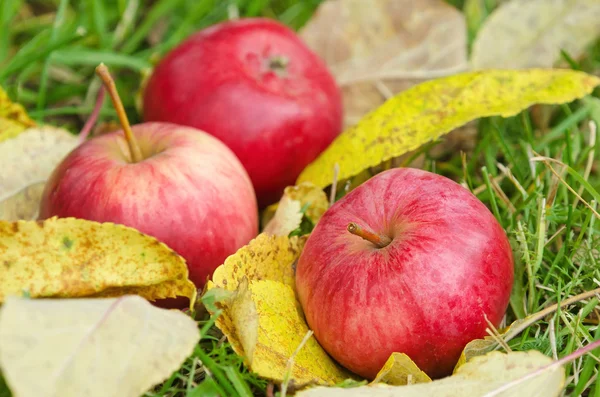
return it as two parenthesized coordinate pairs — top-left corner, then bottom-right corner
(36, 0), (71, 118)
(223, 366), (254, 397)
(120, 0), (185, 54)
(0, 30), (83, 81)
(52, 49), (151, 71)
(0, 0), (21, 62)
(89, 0), (109, 48)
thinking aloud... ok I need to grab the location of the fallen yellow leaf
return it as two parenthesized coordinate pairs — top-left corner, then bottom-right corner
(371, 353), (431, 386)
(296, 69), (600, 188)
(300, 0), (468, 128)
(211, 233), (306, 292)
(263, 182), (328, 236)
(454, 337), (500, 373)
(453, 317), (530, 371)
(0, 182), (45, 221)
(217, 279), (353, 386)
(0, 86), (36, 143)
(0, 295), (200, 397)
(0, 217), (197, 306)
(297, 350), (564, 396)
(207, 233), (354, 385)
(263, 195), (303, 236)
(471, 0), (600, 69)
(0, 126), (79, 200)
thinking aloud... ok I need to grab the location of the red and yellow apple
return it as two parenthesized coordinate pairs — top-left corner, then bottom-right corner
(142, 17), (343, 207)
(296, 168), (514, 379)
(39, 65), (258, 294)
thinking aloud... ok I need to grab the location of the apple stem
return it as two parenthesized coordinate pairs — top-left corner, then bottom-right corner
(347, 222), (391, 248)
(95, 63), (143, 163)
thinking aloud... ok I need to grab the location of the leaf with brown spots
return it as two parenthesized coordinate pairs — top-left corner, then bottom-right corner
(0, 295), (199, 397)
(0, 86), (36, 143)
(0, 217), (197, 307)
(296, 69), (600, 188)
(300, 0), (468, 129)
(297, 351), (564, 397)
(210, 233), (306, 294)
(206, 234), (354, 385)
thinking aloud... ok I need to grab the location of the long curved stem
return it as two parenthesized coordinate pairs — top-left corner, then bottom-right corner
(95, 63), (143, 163)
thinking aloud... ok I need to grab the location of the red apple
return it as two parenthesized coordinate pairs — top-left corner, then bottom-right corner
(295, 168), (514, 379)
(39, 65), (258, 295)
(142, 17), (343, 207)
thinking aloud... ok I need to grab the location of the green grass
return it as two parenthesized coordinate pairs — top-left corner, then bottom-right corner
(2, 0), (600, 396)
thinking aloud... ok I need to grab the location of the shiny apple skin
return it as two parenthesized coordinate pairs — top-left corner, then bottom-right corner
(39, 122), (258, 289)
(142, 17), (343, 207)
(296, 168), (514, 379)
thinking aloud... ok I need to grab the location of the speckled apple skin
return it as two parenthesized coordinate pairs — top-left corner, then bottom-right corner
(296, 168), (514, 379)
(39, 122), (258, 289)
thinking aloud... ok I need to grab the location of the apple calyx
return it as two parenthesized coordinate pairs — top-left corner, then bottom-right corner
(347, 222), (392, 248)
(267, 55), (289, 77)
(95, 63), (144, 163)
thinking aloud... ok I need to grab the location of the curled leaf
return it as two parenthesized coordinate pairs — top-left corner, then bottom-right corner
(263, 195), (303, 236)
(213, 279), (354, 386)
(0, 295), (200, 397)
(296, 69), (600, 188)
(453, 317), (528, 371)
(297, 350), (564, 396)
(371, 353), (431, 386)
(472, 0), (600, 69)
(263, 182), (328, 236)
(207, 234), (353, 385)
(0, 217), (197, 306)
(0, 87), (36, 143)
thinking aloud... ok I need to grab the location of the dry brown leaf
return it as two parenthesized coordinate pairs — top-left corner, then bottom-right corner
(0, 295), (199, 397)
(371, 353), (432, 386)
(0, 182), (46, 221)
(300, 0), (468, 128)
(471, 0), (600, 69)
(0, 217), (197, 305)
(0, 126), (79, 199)
(262, 182), (328, 235)
(297, 350), (564, 396)
(0, 86), (36, 143)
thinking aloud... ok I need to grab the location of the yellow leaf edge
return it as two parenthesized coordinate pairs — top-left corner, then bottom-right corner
(371, 352), (432, 386)
(0, 86), (37, 143)
(0, 216), (198, 309)
(296, 68), (600, 188)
